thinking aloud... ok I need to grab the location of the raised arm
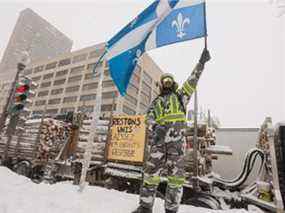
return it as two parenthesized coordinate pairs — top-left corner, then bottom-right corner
(177, 48), (211, 108)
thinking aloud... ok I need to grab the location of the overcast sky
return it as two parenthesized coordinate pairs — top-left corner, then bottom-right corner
(0, 0), (284, 127)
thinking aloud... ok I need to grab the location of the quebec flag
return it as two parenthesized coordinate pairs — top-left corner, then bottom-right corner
(103, 0), (207, 95)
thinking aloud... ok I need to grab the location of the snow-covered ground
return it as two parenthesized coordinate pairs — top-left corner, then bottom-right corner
(0, 167), (260, 213)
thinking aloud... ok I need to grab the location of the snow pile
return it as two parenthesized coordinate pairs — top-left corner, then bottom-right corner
(0, 167), (256, 213)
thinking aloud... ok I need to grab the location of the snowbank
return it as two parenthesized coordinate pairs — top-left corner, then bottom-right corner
(0, 167), (255, 213)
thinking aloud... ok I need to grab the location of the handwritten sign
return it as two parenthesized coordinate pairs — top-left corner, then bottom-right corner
(107, 115), (146, 163)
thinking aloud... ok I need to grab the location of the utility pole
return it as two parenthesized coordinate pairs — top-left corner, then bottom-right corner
(193, 90), (199, 189)
(270, 0), (285, 119)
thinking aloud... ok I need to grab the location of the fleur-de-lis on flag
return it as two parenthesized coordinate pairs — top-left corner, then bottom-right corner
(171, 13), (190, 39)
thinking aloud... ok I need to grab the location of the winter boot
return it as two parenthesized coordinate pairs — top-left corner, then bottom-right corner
(165, 209), (177, 213)
(132, 206), (153, 213)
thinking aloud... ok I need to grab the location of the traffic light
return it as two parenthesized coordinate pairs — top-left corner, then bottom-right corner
(10, 77), (37, 114)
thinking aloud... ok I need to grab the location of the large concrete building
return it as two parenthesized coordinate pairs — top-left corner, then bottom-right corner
(18, 43), (162, 117)
(0, 8), (72, 77)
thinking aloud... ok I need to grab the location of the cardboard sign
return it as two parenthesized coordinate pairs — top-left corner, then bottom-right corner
(107, 115), (146, 163)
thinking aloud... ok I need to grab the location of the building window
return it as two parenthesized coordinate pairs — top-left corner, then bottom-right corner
(58, 58), (71, 67)
(123, 105), (136, 115)
(51, 88), (64, 95)
(143, 71), (152, 85)
(43, 73), (54, 80)
(34, 65), (44, 73)
(70, 65), (85, 75)
(127, 83), (139, 95)
(85, 72), (98, 80)
(35, 100), (46, 106)
(54, 79), (66, 86)
(125, 94), (137, 106)
(23, 68), (33, 75)
(104, 70), (109, 77)
(40, 81), (51, 88)
(87, 63), (95, 70)
(32, 76), (41, 82)
(153, 91), (159, 99)
(63, 96), (77, 103)
(102, 80), (114, 88)
(45, 62), (57, 70)
(55, 69), (68, 77)
(89, 48), (104, 59)
(134, 65), (142, 75)
(87, 61), (103, 70)
(102, 104), (115, 112)
(82, 82), (98, 91)
(60, 107), (75, 113)
(140, 102), (148, 113)
(142, 82), (152, 96)
(84, 73), (92, 80)
(68, 75), (82, 83)
(48, 98), (61, 105)
(46, 109), (58, 115)
(80, 94), (96, 102)
(140, 92), (151, 105)
(78, 105), (94, 113)
(102, 91), (117, 100)
(72, 54), (88, 63)
(65, 85), (80, 93)
(130, 72), (140, 85)
(38, 90), (49, 97)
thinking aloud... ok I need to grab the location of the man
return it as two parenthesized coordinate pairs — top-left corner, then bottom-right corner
(133, 48), (211, 213)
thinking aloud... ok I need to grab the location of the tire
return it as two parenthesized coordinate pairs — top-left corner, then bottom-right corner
(184, 193), (221, 210)
(14, 160), (32, 177)
(274, 123), (285, 206)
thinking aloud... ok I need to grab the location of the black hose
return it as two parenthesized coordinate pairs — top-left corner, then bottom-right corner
(215, 149), (259, 184)
(213, 149), (265, 190)
(234, 151), (264, 188)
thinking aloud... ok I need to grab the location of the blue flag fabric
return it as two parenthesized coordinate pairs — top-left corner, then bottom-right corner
(104, 0), (207, 96)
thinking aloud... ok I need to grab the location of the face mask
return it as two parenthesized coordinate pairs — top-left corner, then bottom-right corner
(162, 77), (174, 89)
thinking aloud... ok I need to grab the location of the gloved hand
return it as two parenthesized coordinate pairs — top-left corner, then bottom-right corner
(199, 48), (211, 65)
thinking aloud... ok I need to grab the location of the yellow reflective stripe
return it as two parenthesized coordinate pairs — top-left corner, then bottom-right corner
(183, 81), (195, 96)
(155, 113), (186, 124)
(189, 85), (195, 93)
(144, 176), (160, 186)
(164, 114), (186, 122)
(172, 95), (179, 113)
(154, 99), (163, 119)
(168, 176), (186, 188)
(154, 106), (160, 119)
(170, 95), (174, 114)
(182, 82), (191, 96)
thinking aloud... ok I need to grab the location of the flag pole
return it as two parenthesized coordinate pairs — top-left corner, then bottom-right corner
(79, 48), (108, 191)
(203, 1), (208, 49)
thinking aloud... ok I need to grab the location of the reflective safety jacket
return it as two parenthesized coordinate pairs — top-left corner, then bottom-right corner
(152, 93), (187, 125)
(147, 63), (204, 126)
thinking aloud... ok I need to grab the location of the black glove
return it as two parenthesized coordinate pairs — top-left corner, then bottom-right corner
(199, 48), (211, 65)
